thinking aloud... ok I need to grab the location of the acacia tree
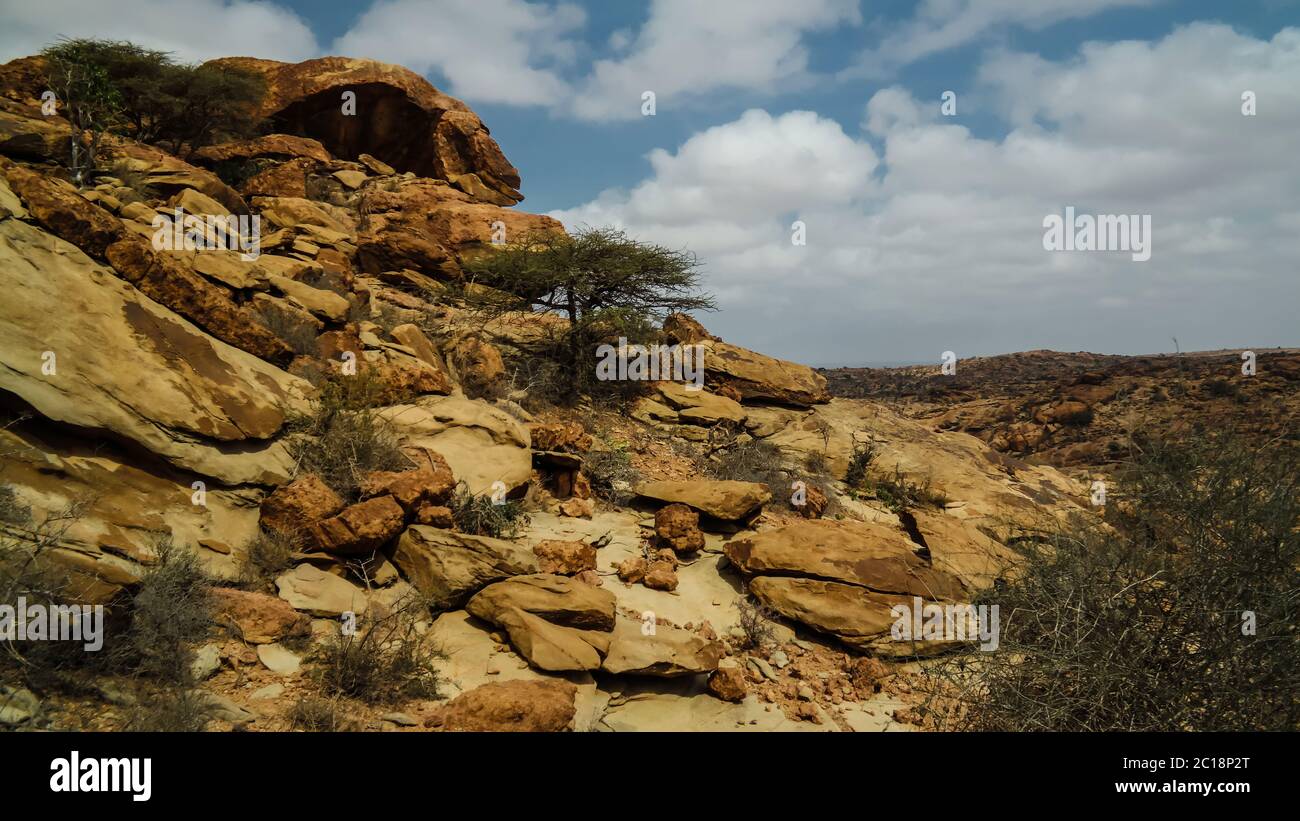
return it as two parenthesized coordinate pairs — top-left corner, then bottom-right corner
(462, 227), (716, 401)
(41, 39), (130, 183)
(41, 38), (266, 178)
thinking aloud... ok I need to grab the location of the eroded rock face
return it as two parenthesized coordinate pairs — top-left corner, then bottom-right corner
(210, 587), (311, 644)
(0, 218), (307, 485)
(205, 56), (524, 204)
(377, 396), (532, 495)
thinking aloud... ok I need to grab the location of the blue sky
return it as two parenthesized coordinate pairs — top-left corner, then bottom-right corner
(2, 0), (1298, 365)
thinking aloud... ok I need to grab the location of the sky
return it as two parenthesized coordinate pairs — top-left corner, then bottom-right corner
(1, 0), (1297, 366)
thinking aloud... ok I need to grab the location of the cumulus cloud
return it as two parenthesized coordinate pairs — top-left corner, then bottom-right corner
(0, 0), (319, 63)
(334, 0), (585, 106)
(569, 0), (861, 121)
(552, 24), (1300, 364)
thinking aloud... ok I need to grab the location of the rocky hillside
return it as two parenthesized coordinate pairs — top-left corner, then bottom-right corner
(823, 348), (1300, 472)
(0, 54), (1089, 732)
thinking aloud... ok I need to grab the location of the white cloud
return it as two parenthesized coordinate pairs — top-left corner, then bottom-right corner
(333, 0), (585, 106)
(569, 0), (861, 121)
(847, 0), (1160, 77)
(553, 24), (1300, 363)
(0, 0), (319, 63)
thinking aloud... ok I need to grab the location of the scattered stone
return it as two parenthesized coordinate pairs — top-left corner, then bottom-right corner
(260, 474), (345, 534)
(655, 503), (705, 553)
(275, 564), (369, 617)
(532, 539), (597, 575)
(425, 679), (576, 732)
(210, 587), (312, 644)
(256, 643), (302, 675)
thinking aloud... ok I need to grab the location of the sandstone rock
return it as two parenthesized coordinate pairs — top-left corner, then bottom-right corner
(747, 576), (907, 649)
(794, 481), (827, 517)
(332, 169), (368, 189)
(478, 607), (611, 671)
(377, 396), (532, 495)
(413, 504), (454, 528)
(527, 422), (592, 453)
(169, 187), (229, 217)
(467, 574), (616, 631)
(617, 556), (647, 584)
(240, 157), (314, 199)
(700, 340), (830, 406)
(358, 153), (396, 176)
(193, 134), (332, 165)
(601, 617), (723, 677)
(532, 539), (597, 575)
(655, 503), (705, 553)
(708, 663), (749, 702)
(252, 195), (353, 234)
(0, 218), (305, 485)
(724, 519), (966, 600)
(558, 497), (595, 519)
(390, 525), (540, 609)
(446, 333), (505, 398)
(389, 323), (449, 374)
(208, 56), (525, 204)
(259, 474), (345, 534)
(256, 642), (302, 675)
(644, 561), (679, 592)
(358, 458), (455, 513)
(635, 480), (772, 522)
(268, 274), (349, 322)
(662, 312), (719, 345)
(427, 679), (576, 732)
(210, 586), (311, 644)
(104, 139), (249, 214)
(275, 564), (368, 617)
(308, 495), (406, 555)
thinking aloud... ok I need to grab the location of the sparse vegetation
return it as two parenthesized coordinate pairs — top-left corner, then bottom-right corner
(447, 482), (528, 538)
(287, 372), (413, 501)
(240, 527), (299, 588)
(113, 535), (213, 684)
(582, 440), (640, 505)
(287, 695), (357, 731)
(735, 592), (778, 651)
(844, 436), (877, 489)
(315, 593), (444, 704)
(918, 432), (1300, 731)
(708, 438), (786, 495)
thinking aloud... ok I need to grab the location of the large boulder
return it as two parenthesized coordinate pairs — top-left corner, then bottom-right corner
(466, 574), (616, 672)
(635, 480), (771, 522)
(307, 495), (406, 555)
(390, 525), (540, 610)
(724, 519), (967, 600)
(205, 56), (524, 205)
(700, 340), (830, 406)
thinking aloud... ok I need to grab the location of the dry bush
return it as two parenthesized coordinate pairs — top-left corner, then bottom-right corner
(112, 535), (213, 684)
(240, 527), (298, 588)
(447, 482), (528, 539)
(735, 591), (779, 651)
(253, 304), (318, 356)
(916, 431), (1300, 731)
(287, 695), (358, 731)
(288, 372), (412, 501)
(708, 438), (787, 495)
(582, 441), (640, 506)
(123, 686), (215, 732)
(314, 593), (444, 704)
